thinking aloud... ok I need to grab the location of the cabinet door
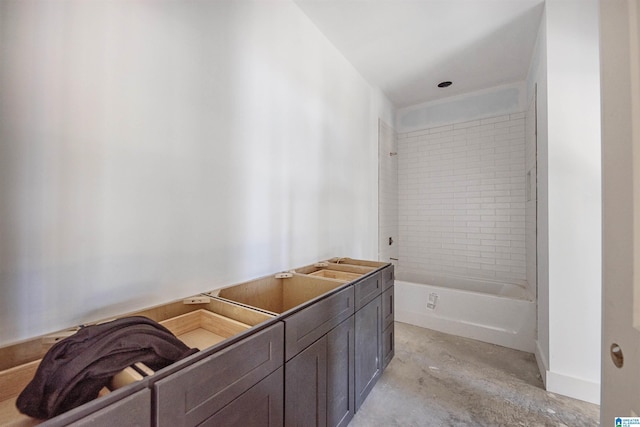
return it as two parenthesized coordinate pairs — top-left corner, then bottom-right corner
(154, 323), (283, 427)
(326, 317), (355, 427)
(200, 367), (283, 427)
(354, 295), (382, 411)
(284, 336), (327, 427)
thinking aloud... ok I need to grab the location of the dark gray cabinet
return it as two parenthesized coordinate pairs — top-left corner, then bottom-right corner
(6, 260), (392, 427)
(201, 367), (283, 427)
(154, 322), (284, 427)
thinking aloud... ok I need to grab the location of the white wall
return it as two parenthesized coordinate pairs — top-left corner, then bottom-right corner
(0, 0), (393, 345)
(396, 113), (528, 288)
(529, 0), (602, 404)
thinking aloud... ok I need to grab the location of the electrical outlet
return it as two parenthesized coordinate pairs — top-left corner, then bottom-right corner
(427, 293), (438, 310)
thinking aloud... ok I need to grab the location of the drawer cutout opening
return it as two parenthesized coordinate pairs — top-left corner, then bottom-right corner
(210, 274), (346, 315)
(160, 309), (251, 350)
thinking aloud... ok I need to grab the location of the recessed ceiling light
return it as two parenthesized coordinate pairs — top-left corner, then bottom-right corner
(437, 81), (453, 88)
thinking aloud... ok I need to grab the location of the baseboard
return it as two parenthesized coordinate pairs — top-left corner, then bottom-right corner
(545, 370), (600, 405)
(535, 341), (600, 405)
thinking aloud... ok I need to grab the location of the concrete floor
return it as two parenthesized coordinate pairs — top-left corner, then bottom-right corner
(351, 322), (599, 427)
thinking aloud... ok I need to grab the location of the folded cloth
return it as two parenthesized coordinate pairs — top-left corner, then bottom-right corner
(17, 316), (198, 419)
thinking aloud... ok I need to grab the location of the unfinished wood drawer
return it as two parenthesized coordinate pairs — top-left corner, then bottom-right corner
(308, 269), (362, 282)
(209, 273), (347, 316)
(154, 322), (284, 427)
(327, 258), (389, 269)
(294, 262), (375, 277)
(160, 309), (250, 350)
(354, 272), (382, 311)
(283, 285), (354, 361)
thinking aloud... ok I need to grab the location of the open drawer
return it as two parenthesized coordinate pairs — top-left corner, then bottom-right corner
(327, 257), (389, 269)
(0, 295), (274, 426)
(208, 273), (347, 316)
(293, 262), (374, 283)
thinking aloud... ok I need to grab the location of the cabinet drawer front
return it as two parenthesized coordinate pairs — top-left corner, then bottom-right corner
(381, 265), (394, 291)
(382, 323), (394, 370)
(354, 273), (381, 311)
(382, 286), (394, 330)
(284, 286), (354, 361)
(200, 367), (283, 427)
(64, 389), (151, 427)
(154, 323), (284, 427)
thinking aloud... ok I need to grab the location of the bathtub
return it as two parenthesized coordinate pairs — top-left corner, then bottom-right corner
(394, 275), (536, 353)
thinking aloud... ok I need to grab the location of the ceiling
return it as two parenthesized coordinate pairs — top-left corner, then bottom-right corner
(294, 0), (545, 108)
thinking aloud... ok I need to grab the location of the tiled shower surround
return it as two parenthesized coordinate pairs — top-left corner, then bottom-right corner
(397, 113), (528, 286)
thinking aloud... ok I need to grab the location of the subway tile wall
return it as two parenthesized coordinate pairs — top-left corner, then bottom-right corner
(397, 112), (527, 286)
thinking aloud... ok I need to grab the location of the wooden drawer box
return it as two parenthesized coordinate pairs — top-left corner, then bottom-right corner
(153, 322), (284, 427)
(326, 258), (389, 269)
(208, 273), (354, 361)
(209, 273), (347, 316)
(294, 262), (375, 278)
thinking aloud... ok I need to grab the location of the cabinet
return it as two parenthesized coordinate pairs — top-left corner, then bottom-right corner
(284, 316), (355, 427)
(0, 258), (391, 427)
